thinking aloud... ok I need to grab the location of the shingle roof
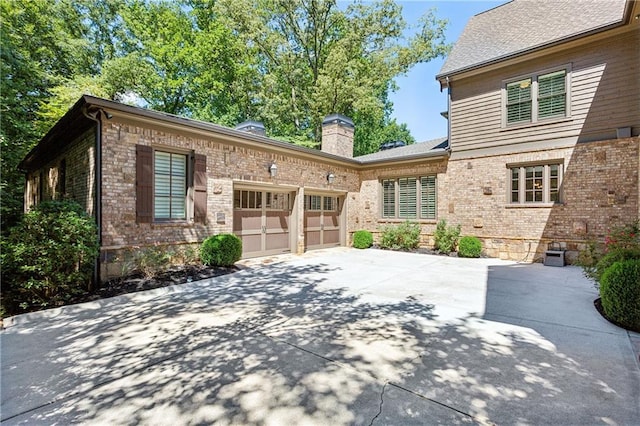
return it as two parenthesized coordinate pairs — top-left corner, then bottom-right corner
(438, 0), (628, 78)
(354, 137), (448, 163)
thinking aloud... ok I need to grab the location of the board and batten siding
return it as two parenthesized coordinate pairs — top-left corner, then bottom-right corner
(449, 29), (639, 153)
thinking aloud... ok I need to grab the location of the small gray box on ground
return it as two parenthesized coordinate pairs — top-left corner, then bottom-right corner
(544, 250), (565, 267)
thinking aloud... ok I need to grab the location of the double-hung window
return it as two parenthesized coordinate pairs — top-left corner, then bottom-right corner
(154, 151), (187, 220)
(381, 176), (436, 220)
(504, 67), (569, 126)
(509, 163), (562, 205)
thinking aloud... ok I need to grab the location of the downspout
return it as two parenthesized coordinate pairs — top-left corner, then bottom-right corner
(82, 106), (103, 289)
(446, 76), (452, 153)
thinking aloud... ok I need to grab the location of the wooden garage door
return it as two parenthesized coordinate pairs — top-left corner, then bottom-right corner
(304, 194), (341, 250)
(233, 189), (292, 257)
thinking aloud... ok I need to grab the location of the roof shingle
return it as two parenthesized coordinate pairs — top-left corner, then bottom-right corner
(438, 0), (627, 78)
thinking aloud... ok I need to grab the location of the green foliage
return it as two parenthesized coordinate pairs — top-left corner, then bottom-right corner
(433, 219), (461, 254)
(379, 221), (421, 251)
(605, 220), (639, 251)
(600, 259), (640, 331)
(352, 230), (373, 249)
(200, 234), (243, 267)
(1, 201), (99, 314)
(118, 245), (173, 279)
(458, 236), (482, 258)
(591, 248), (640, 288)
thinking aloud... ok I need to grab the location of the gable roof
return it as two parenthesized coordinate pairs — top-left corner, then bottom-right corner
(354, 137), (448, 163)
(437, 0), (629, 80)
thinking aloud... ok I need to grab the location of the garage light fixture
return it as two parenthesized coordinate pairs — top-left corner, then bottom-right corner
(269, 163), (278, 177)
(327, 172), (335, 184)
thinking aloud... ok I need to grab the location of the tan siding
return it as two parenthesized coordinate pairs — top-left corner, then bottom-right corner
(450, 30), (639, 152)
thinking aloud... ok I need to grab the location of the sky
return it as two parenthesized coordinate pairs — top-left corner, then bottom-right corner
(388, 1), (506, 142)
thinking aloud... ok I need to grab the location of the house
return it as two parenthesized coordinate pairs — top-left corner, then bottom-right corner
(19, 0), (639, 280)
(435, 0), (639, 261)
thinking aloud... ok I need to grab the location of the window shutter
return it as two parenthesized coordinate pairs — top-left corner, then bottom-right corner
(136, 145), (153, 223)
(420, 176), (436, 219)
(538, 70), (566, 119)
(194, 153), (207, 223)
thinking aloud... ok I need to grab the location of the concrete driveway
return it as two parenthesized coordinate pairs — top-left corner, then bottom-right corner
(2, 248), (639, 425)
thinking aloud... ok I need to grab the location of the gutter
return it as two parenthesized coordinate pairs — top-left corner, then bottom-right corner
(81, 105), (105, 288)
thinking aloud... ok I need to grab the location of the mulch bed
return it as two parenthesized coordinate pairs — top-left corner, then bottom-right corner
(594, 297), (640, 333)
(73, 264), (239, 303)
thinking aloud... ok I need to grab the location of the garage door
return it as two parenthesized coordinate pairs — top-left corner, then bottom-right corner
(233, 189), (292, 257)
(304, 194), (341, 250)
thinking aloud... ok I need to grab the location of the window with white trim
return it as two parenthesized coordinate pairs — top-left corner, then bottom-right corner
(509, 163), (562, 204)
(504, 67), (568, 125)
(381, 176), (436, 219)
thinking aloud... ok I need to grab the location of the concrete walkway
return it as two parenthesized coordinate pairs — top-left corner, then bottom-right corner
(1, 248), (639, 425)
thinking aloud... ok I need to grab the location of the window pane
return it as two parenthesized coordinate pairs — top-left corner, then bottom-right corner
(550, 164), (560, 202)
(382, 180), (396, 218)
(398, 177), (417, 219)
(155, 197), (170, 219)
(233, 190), (240, 208)
(524, 166), (543, 203)
(323, 196), (336, 211)
(511, 168), (520, 203)
(506, 79), (532, 123)
(154, 151), (187, 220)
(538, 71), (566, 118)
(420, 176), (436, 219)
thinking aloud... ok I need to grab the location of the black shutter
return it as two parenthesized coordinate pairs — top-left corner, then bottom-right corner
(136, 145), (153, 223)
(194, 153), (207, 223)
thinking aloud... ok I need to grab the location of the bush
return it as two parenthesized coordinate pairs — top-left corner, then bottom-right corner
(458, 236), (482, 258)
(591, 248), (640, 287)
(433, 219), (461, 254)
(1, 200), (99, 314)
(200, 233), (242, 266)
(119, 245), (173, 278)
(379, 221), (420, 251)
(600, 259), (640, 331)
(352, 230), (373, 249)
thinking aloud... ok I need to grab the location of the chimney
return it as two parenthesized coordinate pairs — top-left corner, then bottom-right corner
(321, 114), (354, 158)
(235, 120), (266, 136)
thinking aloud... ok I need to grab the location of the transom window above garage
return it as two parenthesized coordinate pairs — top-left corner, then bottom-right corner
(234, 190), (291, 210)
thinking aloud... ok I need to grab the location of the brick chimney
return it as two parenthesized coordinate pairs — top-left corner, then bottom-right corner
(321, 114), (354, 158)
(235, 120), (266, 136)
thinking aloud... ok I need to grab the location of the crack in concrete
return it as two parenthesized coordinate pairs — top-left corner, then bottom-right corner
(368, 382), (387, 426)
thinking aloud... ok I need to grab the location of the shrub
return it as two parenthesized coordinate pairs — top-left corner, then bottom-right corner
(604, 220), (639, 251)
(600, 259), (640, 331)
(379, 221), (420, 251)
(458, 236), (482, 258)
(119, 245), (173, 278)
(352, 230), (373, 249)
(592, 248), (640, 287)
(200, 233), (242, 266)
(1, 200), (99, 314)
(433, 219), (461, 254)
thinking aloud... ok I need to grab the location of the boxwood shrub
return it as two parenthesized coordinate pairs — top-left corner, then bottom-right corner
(200, 233), (242, 266)
(458, 236), (482, 258)
(600, 259), (640, 331)
(352, 230), (373, 249)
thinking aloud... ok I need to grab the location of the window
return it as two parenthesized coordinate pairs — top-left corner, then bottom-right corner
(504, 68), (568, 125)
(136, 145), (207, 224)
(305, 194), (322, 211)
(381, 176), (436, 220)
(154, 151), (187, 220)
(509, 163), (562, 204)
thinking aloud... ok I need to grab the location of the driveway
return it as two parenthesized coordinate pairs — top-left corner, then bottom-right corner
(1, 248), (639, 425)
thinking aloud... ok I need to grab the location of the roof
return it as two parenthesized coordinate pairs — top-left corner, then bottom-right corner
(437, 0), (629, 79)
(354, 137), (448, 163)
(20, 96), (449, 171)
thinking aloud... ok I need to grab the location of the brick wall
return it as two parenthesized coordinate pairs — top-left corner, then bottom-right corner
(24, 130), (95, 215)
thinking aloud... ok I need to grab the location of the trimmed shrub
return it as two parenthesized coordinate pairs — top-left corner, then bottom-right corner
(352, 230), (373, 249)
(1, 200), (99, 314)
(592, 248), (640, 287)
(458, 236), (482, 258)
(600, 259), (640, 331)
(433, 219), (461, 254)
(200, 233), (242, 266)
(379, 221), (420, 251)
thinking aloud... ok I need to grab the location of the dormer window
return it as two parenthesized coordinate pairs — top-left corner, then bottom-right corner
(503, 66), (570, 126)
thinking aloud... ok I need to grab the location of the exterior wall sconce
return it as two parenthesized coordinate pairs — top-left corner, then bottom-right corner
(269, 163), (277, 177)
(327, 172), (335, 184)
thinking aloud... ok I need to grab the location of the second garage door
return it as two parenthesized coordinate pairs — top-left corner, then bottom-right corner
(304, 194), (342, 250)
